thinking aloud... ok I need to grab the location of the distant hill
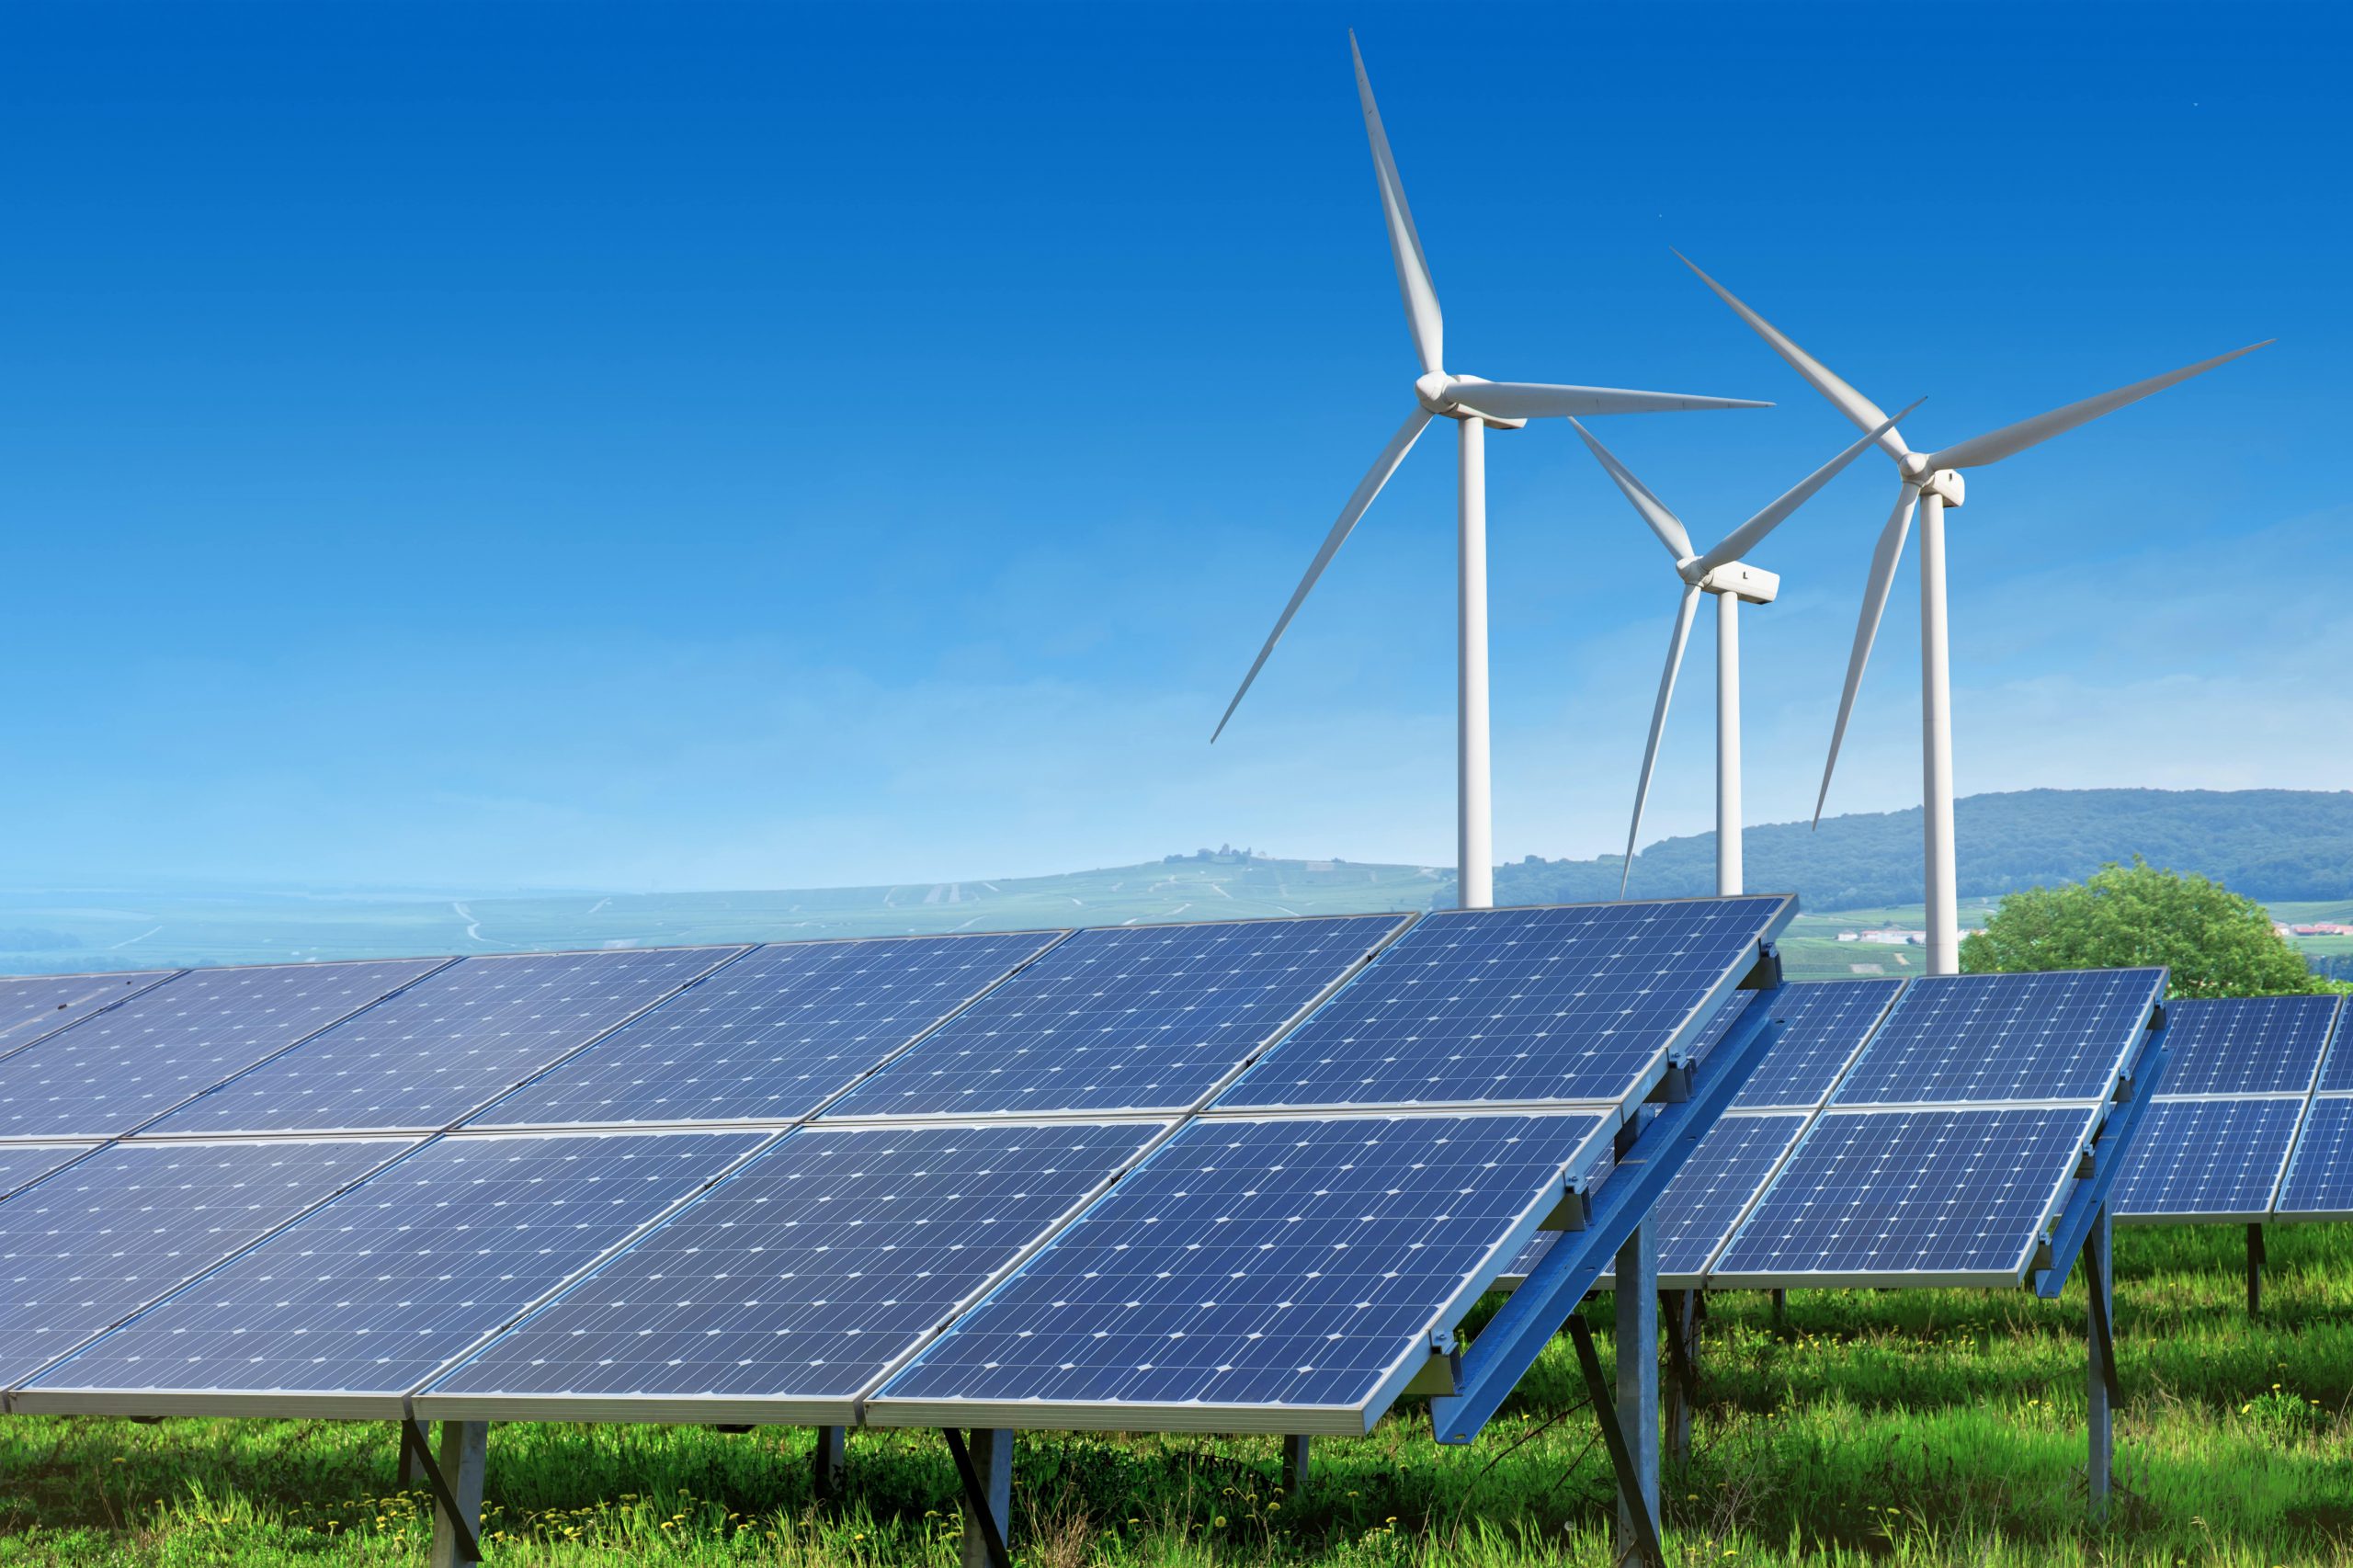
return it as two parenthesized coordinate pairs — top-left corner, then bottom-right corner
(1449, 789), (2353, 913)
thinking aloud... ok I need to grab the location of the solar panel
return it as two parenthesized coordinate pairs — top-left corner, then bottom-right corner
(1212, 898), (1792, 1113)
(0, 971), (179, 1059)
(0, 1144), (96, 1202)
(2110, 1097), (2303, 1221)
(472, 931), (1064, 1130)
(144, 947), (742, 1137)
(417, 1119), (1165, 1425)
(19, 1130), (767, 1416)
(1729, 979), (1905, 1110)
(864, 1110), (1610, 1432)
(0, 959), (451, 1140)
(2306, 1001), (2353, 1094)
(820, 916), (1407, 1119)
(2154, 995), (2340, 1098)
(1603, 1112), (1809, 1283)
(2274, 1096), (2353, 1219)
(1709, 1107), (2098, 1288)
(1829, 970), (2163, 1108)
(0, 1138), (416, 1390)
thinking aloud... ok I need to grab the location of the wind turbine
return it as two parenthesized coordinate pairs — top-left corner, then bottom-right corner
(1211, 36), (1769, 911)
(1571, 404), (1914, 897)
(1679, 254), (2268, 971)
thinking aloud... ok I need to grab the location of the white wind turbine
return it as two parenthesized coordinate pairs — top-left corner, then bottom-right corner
(1571, 404), (1914, 898)
(1679, 254), (2268, 971)
(1211, 36), (1768, 910)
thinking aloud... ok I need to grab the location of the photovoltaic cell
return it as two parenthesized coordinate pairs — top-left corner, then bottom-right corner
(1829, 970), (2163, 1108)
(0, 960), (449, 1140)
(420, 1120), (1164, 1421)
(867, 1111), (1609, 1429)
(1213, 898), (1791, 1113)
(145, 948), (740, 1137)
(2275, 1097), (2353, 1218)
(473, 932), (1064, 1129)
(0, 1144), (95, 1201)
(2156, 995), (2340, 1099)
(0, 971), (178, 1058)
(0, 1138), (415, 1388)
(24, 1130), (766, 1410)
(821, 916), (1406, 1119)
(2111, 1098), (2302, 1221)
(1727, 979), (1905, 1110)
(1710, 1107), (2097, 1286)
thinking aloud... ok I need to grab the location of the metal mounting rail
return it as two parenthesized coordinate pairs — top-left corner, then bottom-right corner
(1431, 950), (1784, 1445)
(2034, 1034), (2170, 1301)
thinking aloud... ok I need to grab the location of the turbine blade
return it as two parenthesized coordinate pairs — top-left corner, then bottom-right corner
(1694, 400), (1922, 576)
(1676, 251), (1911, 460)
(1924, 341), (2273, 472)
(1814, 484), (1919, 826)
(1350, 33), (1443, 376)
(1621, 583), (1702, 896)
(1448, 381), (1770, 420)
(1568, 418), (1694, 561)
(1211, 406), (1435, 742)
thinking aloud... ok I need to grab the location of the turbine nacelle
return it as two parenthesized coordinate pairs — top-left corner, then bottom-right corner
(1918, 468), (1965, 508)
(1686, 559), (1779, 604)
(1414, 372), (1529, 429)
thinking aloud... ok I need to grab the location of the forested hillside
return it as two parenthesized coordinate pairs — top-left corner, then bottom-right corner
(1442, 789), (2353, 913)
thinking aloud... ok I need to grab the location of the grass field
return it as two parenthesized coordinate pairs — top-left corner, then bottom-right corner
(5, 1223), (2349, 1565)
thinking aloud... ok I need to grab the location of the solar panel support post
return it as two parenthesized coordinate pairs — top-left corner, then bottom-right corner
(2086, 1208), (2115, 1518)
(413, 1419), (486, 1568)
(1663, 1289), (1698, 1467)
(2247, 1222), (2265, 1318)
(1280, 1433), (1311, 1496)
(813, 1426), (847, 1499)
(946, 1427), (1012, 1568)
(1566, 1315), (1667, 1568)
(1429, 987), (1781, 1447)
(1768, 1288), (1785, 1326)
(1616, 1220), (1661, 1555)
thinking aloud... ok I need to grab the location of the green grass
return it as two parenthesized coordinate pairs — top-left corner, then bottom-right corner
(6, 1224), (2352, 1565)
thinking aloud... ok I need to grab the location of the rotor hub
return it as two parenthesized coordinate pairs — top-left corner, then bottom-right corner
(1414, 372), (1523, 428)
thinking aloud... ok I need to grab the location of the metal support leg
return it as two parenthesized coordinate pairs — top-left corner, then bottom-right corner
(2247, 1222), (2266, 1318)
(2086, 1209), (2116, 1519)
(422, 1420), (487, 1568)
(1567, 1316), (1665, 1568)
(1769, 1287), (1785, 1326)
(947, 1427), (1012, 1568)
(813, 1426), (847, 1498)
(1615, 1221), (1661, 1562)
(1664, 1289), (1697, 1466)
(1279, 1433), (1310, 1495)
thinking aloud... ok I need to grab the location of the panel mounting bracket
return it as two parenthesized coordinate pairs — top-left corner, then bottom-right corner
(2034, 1036), (2170, 1300)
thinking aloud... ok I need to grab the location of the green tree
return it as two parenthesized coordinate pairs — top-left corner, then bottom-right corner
(1960, 857), (2325, 997)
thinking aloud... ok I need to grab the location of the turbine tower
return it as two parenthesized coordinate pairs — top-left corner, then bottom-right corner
(1570, 408), (1910, 896)
(1680, 254), (2268, 971)
(1211, 37), (1768, 910)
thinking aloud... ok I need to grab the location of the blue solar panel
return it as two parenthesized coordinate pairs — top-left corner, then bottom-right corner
(1829, 970), (2162, 1108)
(0, 1144), (95, 1201)
(473, 932), (1064, 1129)
(867, 1111), (1609, 1426)
(1729, 980), (1905, 1110)
(146, 948), (740, 1137)
(1711, 1107), (2097, 1285)
(2275, 1097), (2353, 1217)
(24, 1130), (766, 1409)
(2156, 995), (2341, 1098)
(1609, 1113), (1808, 1280)
(0, 960), (450, 1139)
(420, 1120), (1164, 1419)
(2111, 1098), (2302, 1221)
(0, 1138), (415, 1388)
(0, 971), (179, 1058)
(821, 916), (1407, 1119)
(1212, 898), (1791, 1112)
(2306, 1003), (2353, 1094)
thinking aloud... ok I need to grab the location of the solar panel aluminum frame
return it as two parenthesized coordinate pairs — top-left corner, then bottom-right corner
(410, 1116), (1185, 1429)
(0, 969), (188, 1066)
(859, 1104), (1622, 1438)
(0, 1132), (430, 1412)
(8, 1127), (785, 1421)
(1209, 895), (1795, 1120)
(2109, 1092), (2307, 1227)
(808, 911), (1421, 1126)
(463, 926), (1079, 1134)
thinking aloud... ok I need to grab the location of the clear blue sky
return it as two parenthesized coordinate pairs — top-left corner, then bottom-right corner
(3, 2), (2341, 892)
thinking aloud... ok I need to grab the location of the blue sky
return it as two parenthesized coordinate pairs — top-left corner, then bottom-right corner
(2, 2), (2341, 892)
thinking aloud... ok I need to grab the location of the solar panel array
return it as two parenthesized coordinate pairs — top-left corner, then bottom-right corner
(0, 970), (179, 1058)
(0, 898), (1791, 1433)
